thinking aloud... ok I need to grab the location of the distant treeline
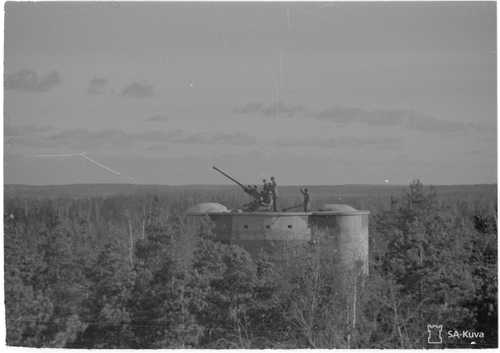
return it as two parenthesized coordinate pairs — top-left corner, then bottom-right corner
(4, 181), (497, 347)
(4, 180), (497, 207)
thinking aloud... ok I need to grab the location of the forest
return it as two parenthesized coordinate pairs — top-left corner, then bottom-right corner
(4, 181), (497, 348)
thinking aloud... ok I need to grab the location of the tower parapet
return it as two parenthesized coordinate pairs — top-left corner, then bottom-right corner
(186, 203), (369, 276)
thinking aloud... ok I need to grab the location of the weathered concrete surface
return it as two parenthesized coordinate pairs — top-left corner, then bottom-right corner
(187, 206), (369, 276)
(310, 212), (369, 276)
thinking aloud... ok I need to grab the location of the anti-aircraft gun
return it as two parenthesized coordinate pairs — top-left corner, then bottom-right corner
(212, 166), (267, 211)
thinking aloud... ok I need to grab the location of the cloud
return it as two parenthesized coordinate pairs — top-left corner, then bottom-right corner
(121, 82), (154, 98)
(134, 130), (256, 146)
(87, 77), (108, 95)
(174, 131), (256, 145)
(50, 129), (132, 149)
(38, 128), (256, 151)
(234, 101), (487, 134)
(5, 70), (61, 92)
(5, 124), (56, 150)
(5, 124), (53, 137)
(314, 106), (482, 133)
(234, 101), (307, 117)
(146, 114), (169, 123)
(275, 136), (401, 149)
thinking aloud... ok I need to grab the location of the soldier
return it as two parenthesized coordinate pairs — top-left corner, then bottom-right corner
(261, 190), (270, 204)
(261, 179), (269, 203)
(300, 187), (311, 212)
(267, 189), (274, 211)
(270, 176), (278, 211)
(262, 179), (268, 193)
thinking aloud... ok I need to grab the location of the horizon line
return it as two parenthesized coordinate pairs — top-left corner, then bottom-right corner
(5, 182), (497, 187)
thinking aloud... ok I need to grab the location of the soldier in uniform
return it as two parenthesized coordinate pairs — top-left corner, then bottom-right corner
(300, 187), (311, 212)
(270, 176), (278, 211)
(261, 179), (269, 204)
(267, 189), (274, 211)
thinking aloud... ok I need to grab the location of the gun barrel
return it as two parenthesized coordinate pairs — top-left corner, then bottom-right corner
(212, 166), (247, 190)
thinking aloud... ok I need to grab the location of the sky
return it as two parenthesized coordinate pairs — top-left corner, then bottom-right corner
(4, 2), (497, 185)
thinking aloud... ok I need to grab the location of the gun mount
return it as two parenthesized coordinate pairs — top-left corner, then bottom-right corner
(212, 166), (271, 212)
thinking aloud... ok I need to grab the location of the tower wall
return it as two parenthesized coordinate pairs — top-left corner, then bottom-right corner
(189, 208), (369, 274)
(208, 212), (312, 259)
(310, 212), (369, 276)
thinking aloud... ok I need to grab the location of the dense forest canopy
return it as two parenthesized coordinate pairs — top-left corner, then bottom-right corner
(4, 182), (497, 348)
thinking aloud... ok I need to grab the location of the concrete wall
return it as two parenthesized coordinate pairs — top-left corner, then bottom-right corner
(310, 212), (369, 276)
(208, 213), (311, 258)
(202, 211), (369, 276)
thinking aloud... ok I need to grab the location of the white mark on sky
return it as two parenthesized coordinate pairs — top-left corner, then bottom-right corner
(80, 153), (122, 176)
(34, 152), (136, 182)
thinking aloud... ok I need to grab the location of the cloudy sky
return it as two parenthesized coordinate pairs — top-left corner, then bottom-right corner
(4, 2), (497, 185)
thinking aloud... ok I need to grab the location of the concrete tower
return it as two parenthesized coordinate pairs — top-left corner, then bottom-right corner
(186, 202), (369, 277)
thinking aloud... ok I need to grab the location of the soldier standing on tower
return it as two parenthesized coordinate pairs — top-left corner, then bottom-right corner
(261, 179), (269, 203)
(270, 176), (278, 211)
(262, 179), (268, 192)
(300, 187), (311, 212)
(266, 189), (274, 211)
